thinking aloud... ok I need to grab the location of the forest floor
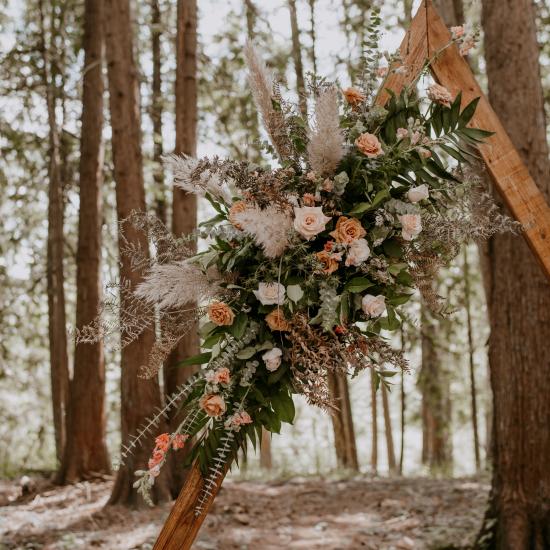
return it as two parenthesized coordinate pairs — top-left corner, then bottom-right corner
(0, 474), (489, 550)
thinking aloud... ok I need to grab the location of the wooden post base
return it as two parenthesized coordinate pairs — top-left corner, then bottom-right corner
(153, 462), (227, 550)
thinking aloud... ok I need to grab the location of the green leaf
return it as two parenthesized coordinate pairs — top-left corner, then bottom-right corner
(458, 96), (480, 127)
(236, 347), (256, 360)
(271, 390), (296, 424)
(440, 143), (468, 163)
(348, 188), (390, 214)
(287, 284), (304, 303)
(229, 312), (248, 339)
(348, 202), (371, 214)
(267, 364), (289, 385)
(345, 277), (374, 293)
(383, 239), (404, 258)
(388, 293), (414, 306)
(177, 352), (211, 367)
(449, 91), (462, 129)
(458, 127), (494, 143)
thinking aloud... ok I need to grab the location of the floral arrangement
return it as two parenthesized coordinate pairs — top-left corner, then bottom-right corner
(80, 27), (515, 511)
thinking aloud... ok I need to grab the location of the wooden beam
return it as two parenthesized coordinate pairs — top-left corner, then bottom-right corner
(153, 461), (225, 550)
(423, 0), (550, 279)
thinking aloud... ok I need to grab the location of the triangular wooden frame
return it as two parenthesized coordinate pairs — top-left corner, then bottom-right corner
(153, 2), (550, 548)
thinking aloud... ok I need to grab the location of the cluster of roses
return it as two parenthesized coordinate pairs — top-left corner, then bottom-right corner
(147, 433), (188, 477)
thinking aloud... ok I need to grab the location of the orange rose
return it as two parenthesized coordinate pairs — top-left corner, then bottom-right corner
(208, 302), (235, 326)
(228, 201), (249, 230)
(343, 87), (365, 107)
(315, 250), (340, 274)
(329, 216), (366, 244)
(265, 309), (291, 332)
(199, 394), (227, 417)
(355, 133), (384, 158)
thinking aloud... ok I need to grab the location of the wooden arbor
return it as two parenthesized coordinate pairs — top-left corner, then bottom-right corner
(153, 2), (550, 548)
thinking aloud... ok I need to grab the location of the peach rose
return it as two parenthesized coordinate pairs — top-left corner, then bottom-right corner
(407, 184), (429, 203)
(398, 214), (422, 241)
(262, 347), (283, 372)
(228, 201), (249, 230)
(208, 301), (235, 326)
(293, 206), (332, 240)
(148, 449), (165, 470)
(345, 238), (371, 266)
(213, 367), (231, 385)
(315, 250), (340, 274)
(362, 294), (386, 318)
(199, 393), (227, 417)
(343, 87), (365, 107)
(265, 309), (290, 332)
(427, 83), (453, 107)
(355, 133), (384, 158)
(330, 216), (367, 244)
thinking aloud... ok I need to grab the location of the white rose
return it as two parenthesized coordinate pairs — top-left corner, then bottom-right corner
(345, 238), (371, 266)
(254, 282), (286, 306)
(362, 294), (386, 318)
(262, 347), (283, 372)
(293, 206), (331, 240)
(407, 184), (429, 203)
(399, 214), (422, 241)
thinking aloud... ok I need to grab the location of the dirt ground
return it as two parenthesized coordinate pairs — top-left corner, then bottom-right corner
(0, 475), (489, 549)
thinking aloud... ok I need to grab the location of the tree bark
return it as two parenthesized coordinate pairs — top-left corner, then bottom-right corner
(151, 0), (166, 225)
(327, 370), (359, 471)
(59, 0), (110, 483)
(463, 247), (481, 471)
(370, 369), (378, 473)
(381, 384), (397, 475)
(260, 428), (272, 470)
(433, 0), (463, 26)
(38, 0), (70, 467)
(164, 0), (200, 497)
(419, 303), (452, 475)
(476, 0), (550, 546)
(288, 0), (307, 118)
(104, 0), (170, 506)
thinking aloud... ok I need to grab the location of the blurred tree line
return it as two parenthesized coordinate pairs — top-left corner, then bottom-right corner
(0, 0), (549, 546)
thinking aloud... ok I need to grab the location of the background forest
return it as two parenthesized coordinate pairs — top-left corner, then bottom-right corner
(1, 0), (549, 549)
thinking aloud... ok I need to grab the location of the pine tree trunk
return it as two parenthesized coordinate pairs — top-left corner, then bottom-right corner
(164, 0), (200, 497)
(463, 247), (481, 471)
(327, 371), (359, 471)
(381, 384), (396, 475)
(104, 0), (170, 506)
(370, 369), (378, 473)
(59, 0), (110, 483)
(476, 0), (550, 546)
(38, 0), (70, 467)
(288, 0), (307, 118)
(433, 0), (464, 25)
(151, 0), (166, 225)
(419, 303), (452, 475)
(260, 428), (272, 470)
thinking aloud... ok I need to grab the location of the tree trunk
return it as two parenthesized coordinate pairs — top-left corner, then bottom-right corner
(463, 247), (481, 471)
(164, 0), (200, 498)
(151, 0), (166, 225)
(433, 0), (464, 25)
(370, 369), (378, 473)
(399, 328), (406, 475)
(38, 0), (70, 467)
(476, 0), (550, 546)
(288, 0), (307, 118)
(260, 428), (272, 470)
(419, 303), (452, 475)
(104, 0), (170, 506)
(381, 384), (397, 475)
(327, 370), (359, 471)
(59, 0), (110, 483)
(307, 0), (317, 76)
